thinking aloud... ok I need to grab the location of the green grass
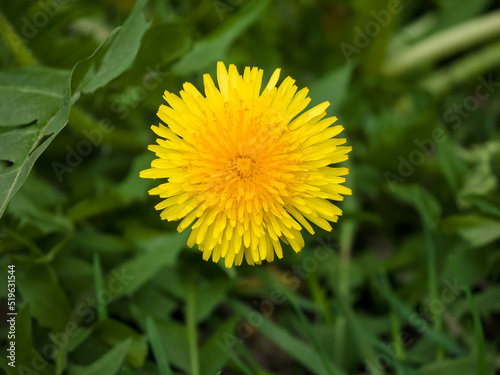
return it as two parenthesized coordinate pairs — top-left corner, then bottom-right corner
(0, 0), (499, 374)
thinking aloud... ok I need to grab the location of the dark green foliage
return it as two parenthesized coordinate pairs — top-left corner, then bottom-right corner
(0, 0), (499, 374)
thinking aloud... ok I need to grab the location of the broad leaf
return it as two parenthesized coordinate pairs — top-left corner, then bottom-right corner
(0, 0), (150, 218)
(0, 66), (71, 218)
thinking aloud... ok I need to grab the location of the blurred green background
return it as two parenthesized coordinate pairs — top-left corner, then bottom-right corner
(1, 0), (500, 374)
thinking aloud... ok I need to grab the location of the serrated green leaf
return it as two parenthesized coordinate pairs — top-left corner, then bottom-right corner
(0, 66), (71, 218)
(0, 0), (151, 218)
(0, 66), (69, 127)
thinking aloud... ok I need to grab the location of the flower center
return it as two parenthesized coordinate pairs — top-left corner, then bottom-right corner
(231, 154), (256, 178)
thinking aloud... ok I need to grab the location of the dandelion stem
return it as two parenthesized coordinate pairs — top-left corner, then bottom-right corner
(333, 160), (356, 367)
(308, 270), (331, 322)
(333, 221), (353, 363)
(186, 280), (200, 375)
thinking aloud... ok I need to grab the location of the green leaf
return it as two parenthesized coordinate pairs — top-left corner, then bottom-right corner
(6, 178), (72, 235)
(282, 287), (345, 375)
(93, 253), (108, 321)
(309, 64), (354, 114)
(455, 285), (500, 318)
(393, 184), (442, 229)
(70, 338), (131, 375)
(5, 305), (55, 375)
(146, 317), (174, 375)
(116, 152), (154, 204)
(457, 160), (497, 205)
(378, 276), (464, 355)
(195, 279), (231, 322)
(154, 320), (191, 373)
(130, 286), (178, 323)
(16, 263), (71, 333)
(77, 0), (151, 93)
(420, 355), (494, 375)
(230, 301), (334, 375)
(95, 319), (148, 368)
(134, 23), (192, 69)
(171, 0), (271, 75)
(152, 266), (185, 298)
(103, 232), (187, 302)
(437, 141), (468, 192)
(464, 194), (500, 219)
(0, 0), (151, 218)
(435, 0), (492, 29)
(0, 66), (72, 218)
(67, 327), (95, 353)
(0, 66), (69, 127)
(442, 215), (500, 247)
(199, 315), (239, 375)
(451, 257), (487, 375)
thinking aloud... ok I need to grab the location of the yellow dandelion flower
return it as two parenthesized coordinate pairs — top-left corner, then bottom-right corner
(140, 62), (352, 267)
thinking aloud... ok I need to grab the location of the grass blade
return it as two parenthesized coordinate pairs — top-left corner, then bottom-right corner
(451, 257), (487, 375)
(146, 316), (174, 375)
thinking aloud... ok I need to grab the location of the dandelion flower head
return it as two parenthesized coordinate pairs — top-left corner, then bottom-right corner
(140, 62), (351, 267)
